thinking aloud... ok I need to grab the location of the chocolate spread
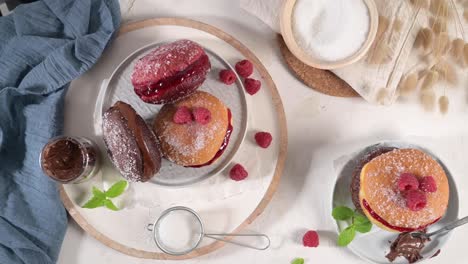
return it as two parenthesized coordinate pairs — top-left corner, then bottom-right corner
(386, 232), (429, 263)
(115, 101), (155, 178)
(41, 138), (85, 182)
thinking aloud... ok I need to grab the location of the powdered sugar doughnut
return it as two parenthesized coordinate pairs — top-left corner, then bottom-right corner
(153, 91), (231, 167)
(131, 39), (211, 104)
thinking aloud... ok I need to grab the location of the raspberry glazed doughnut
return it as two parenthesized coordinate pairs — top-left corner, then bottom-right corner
(131, 39), (211, 104)
(102, 101), (162, 182)
(351, 148), (449, 232)
(153, 91), (232, 167)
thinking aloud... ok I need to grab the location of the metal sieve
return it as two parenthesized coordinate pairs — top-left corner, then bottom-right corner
(147, 206), (270, 256)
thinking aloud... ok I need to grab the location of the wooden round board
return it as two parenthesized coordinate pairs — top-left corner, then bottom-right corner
(60, 18), (287, 260)
(278, 35), (360, 98)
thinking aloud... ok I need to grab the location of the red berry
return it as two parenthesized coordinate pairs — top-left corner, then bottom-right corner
(420, 176), (437, 192)
(405, 190), (427, 211)
(235, 59), (253, 78)
(173, 106), (192, 124)
(219, 69), (236, 85)
(244, 78), (261, 95)
(192, 107), (211, 125)
(255, 132), (272, 148)
(397, 173), (419, 192)
(302, 230), (319, 247)
(229, 164), (248, 181)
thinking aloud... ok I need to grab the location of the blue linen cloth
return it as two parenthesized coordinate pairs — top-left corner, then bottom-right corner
(0, 0), (120, 263)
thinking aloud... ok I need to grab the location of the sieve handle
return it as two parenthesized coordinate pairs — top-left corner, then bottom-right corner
(204, 233), (270, 250)
(147, 224), (154, 232)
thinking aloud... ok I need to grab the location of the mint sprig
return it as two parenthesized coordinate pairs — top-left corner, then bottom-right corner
(82, 180), (128, 211)
(332, 206), (372, 246)
(291, 258), (304, 264)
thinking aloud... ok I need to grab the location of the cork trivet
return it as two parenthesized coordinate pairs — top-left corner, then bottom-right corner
(278, 35), (360, 97)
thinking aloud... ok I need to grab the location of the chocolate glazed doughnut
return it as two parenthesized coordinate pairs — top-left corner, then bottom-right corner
(131, 39), (211, 104)
(102, 101), (162, 182)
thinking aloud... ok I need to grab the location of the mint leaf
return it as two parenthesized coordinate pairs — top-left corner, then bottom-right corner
(338, 225), (356, 246)
(92, 186), (106, 199)
(354, 214), (372, 233)
(332, 206), (354, 221)
(354, 213), (369, 224)
(291, 258), (304, 264)
(82, 196), (105, 209)
(105, 180), (128, 198)
(355, 221), (372, 233)
(103, 199), (119, 211)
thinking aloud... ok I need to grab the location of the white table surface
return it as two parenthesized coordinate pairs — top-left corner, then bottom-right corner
(58, 1), (468, 263)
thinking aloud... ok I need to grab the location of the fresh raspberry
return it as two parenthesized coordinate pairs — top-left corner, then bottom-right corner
(219, 69), (236, 85)
(173, 106), (192, 124)
(255, 132), (273, 148)
(302, 230), (319, 247)
(420, 176), (437, 192)
(405, 190), (427, 211)
(192, 107), (211, 125)
(229, 164), (248, 181)
(235, 59), (254, 78)
(397, 173), (419, 192)
(244, 78), (261, 95)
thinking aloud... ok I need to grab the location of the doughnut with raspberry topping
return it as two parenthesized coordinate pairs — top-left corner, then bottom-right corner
(153, 91), (232, 167)
(352, 147), (449, 232)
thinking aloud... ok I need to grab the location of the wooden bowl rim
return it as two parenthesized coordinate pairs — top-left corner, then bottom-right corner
(280, 0), (379, 70)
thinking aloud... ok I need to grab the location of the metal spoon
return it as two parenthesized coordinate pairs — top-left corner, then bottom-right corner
(411, 216), (468, 239)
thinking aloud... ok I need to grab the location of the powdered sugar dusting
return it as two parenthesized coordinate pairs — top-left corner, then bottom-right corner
(156, 95), (226, 166)
(102, 111), (142, 182)
(131, 39), (204, 87)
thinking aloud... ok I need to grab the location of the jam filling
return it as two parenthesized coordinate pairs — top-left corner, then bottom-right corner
(362, 199), (440, 232)
(189, 109), (233, 168)
(134, 54), (210, 100)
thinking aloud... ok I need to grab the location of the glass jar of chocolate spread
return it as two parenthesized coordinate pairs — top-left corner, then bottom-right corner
(40, 136), (99, 184)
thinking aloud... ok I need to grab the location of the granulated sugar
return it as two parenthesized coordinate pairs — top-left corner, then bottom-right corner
(292, 0), (370, 61)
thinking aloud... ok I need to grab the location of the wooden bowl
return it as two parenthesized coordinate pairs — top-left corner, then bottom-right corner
(280, 0), (379, 70)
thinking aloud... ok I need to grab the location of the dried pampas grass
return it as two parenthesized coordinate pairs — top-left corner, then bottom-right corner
(377, 16), (390, 38)
(393, 19), (403, 33)
(451, 38), (465, 58)
(464, 10), (468, 22)
(438, 95), (449, 114)
(421, 70), (439, 90)
(368, 44), (392, 64)
(432, 59), (458, 85)
(420, 89), (436, 111)
(432, 19), (447, 33)
(432, 32), (450, 57)
(464, 43), (468, 65)
(411, 0), (430, 8)
(414, 28), (434, 51)
(430, 0), (451, 18)
(398, 73), (419, 96)
(376, 88), (389, 104)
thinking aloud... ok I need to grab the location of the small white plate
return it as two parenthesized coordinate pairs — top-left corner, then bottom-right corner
(94, 41), (248, 187)
(332, 142), (459, 263)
